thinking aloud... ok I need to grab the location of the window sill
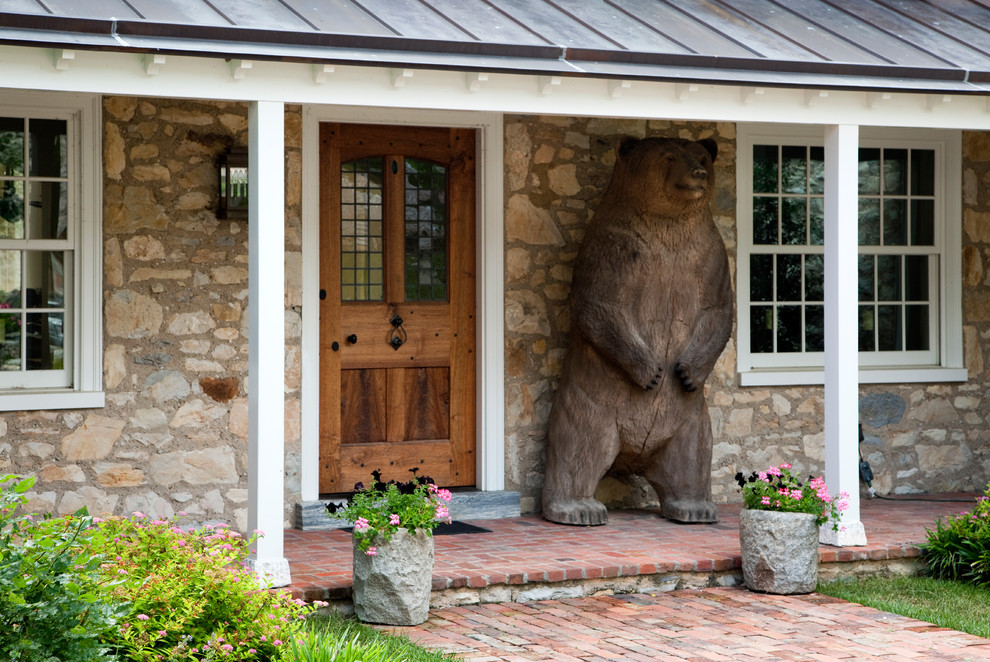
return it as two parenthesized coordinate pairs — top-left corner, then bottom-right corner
(0, 390), (105, 412)
(738, 367), (968, 387)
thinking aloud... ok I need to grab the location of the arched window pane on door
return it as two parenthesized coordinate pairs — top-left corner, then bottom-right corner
(404, 159), (447, 302)
(340, 157), (384, 302)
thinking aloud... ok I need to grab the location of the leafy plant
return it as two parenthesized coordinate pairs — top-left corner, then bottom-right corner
(326, 469), (453, 556)
(0, 474), (125, 662)
(922, 483), (990, 585)
(735, 463), (849, 531)
(88, 513), (326, 661)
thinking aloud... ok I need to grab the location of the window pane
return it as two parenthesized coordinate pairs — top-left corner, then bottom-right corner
(781, 198), (806, 245)
(858, 255), (875, 301)
(28, 119), (67, 178)
(404, 159), (447, 302)
(0, 312), (19, 370)
(883, 199), (907, 246)
(750, 254), (773, 302)
(750, 305), (774, 353)
(777, 254), (802, 302)
(0, 250), (20, 307)
(859, 306), (875, 351)
(877, 255), (901, 301)
(911, 149), (935, 196)
(753, 197), (778, 244)
(777, 305), (801, 352)
(809, 147), (825, 195)
(883, 148), (908, 195)
(781, 146), (806, 194)
(906, 304), (929, 351)
(859, 198), (880, 245)
(340, 158), (384, 302)
(910, 200), (934, 246)
(904, 255), (928, 301)
(26, 312), (62, 370)
(877, 305), (902, 351)
(0, 117), (24, 177)
(858, 148), (881, 195)
(805, 305), (824, 352)
(0, 180), (24, 236)
(808, 197), (824, 245)
(26, 181), (67, 239)
(753, 145), (778, 194)
(804, 254), (823, 301)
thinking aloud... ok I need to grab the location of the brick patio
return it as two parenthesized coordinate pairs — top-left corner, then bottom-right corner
(283, 494), (974, 606)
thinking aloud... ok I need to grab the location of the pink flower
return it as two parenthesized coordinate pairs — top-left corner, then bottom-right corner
(366, 546), (377, 556)
(767, 466), (782, 477)
(132, 511), (146, 518)
(221, 644), (233, 652)
(389, 514), (401, 526)
(760, 496), (771, 506)
(136, 614), (150, 621)
(781, 462), (792, 469)
(435, 505), (450, 522)
(274, 640), (283, 646)
(354, 517), (370, 532)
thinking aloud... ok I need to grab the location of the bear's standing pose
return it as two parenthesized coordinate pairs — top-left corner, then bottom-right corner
(542, 136), (733, 526)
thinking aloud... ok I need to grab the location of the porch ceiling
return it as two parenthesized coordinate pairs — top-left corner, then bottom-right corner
(2, 0), (990, 94)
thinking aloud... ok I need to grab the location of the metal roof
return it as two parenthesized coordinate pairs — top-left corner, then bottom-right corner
(2, 0), (990, 93)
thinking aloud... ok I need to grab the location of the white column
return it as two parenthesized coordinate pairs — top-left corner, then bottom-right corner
(246, 100), (291, 585)
(821, 124), (867, 546)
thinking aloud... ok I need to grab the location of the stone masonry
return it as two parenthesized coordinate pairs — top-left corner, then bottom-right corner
(3, 105), (988, 528)
(504, 115), (990, 515)
(3, 97), (304, 531)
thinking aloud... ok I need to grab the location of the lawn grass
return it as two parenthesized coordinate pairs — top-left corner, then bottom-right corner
(291, 610), (461, 662)
(817, 575), (990, 639)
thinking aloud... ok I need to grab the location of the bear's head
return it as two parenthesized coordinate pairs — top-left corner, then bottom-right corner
(611, 137), (718, 213)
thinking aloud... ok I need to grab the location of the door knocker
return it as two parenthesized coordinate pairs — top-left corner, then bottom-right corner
(389, 314), (407, 350)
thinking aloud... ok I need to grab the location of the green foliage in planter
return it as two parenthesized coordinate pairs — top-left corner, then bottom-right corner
(0, 474), (126, 662)
(88, 514), (323, 661)
(922, 483), (990, 585)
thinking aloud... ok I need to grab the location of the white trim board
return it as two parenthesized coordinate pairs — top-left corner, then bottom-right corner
(299, 106), (505, 500)
(2, 46), (990, 131)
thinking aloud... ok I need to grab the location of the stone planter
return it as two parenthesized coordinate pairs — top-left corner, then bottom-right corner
(738, 509), (819, 594)
(351, 528), (434, 626)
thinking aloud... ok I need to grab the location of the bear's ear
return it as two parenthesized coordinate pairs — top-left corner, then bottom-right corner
(698, 138), (718, 163)
(617, 136), (639, 160)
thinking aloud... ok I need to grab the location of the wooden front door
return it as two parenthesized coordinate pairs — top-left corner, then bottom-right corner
(318, 123), (476, 494)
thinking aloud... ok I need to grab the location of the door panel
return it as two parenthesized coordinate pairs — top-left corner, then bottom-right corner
(319, 123), (476, 493)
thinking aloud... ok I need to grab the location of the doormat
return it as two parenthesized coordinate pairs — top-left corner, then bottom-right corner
(340, 521), (491, 536)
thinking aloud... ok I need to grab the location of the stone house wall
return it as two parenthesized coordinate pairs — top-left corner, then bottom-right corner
(3, 103), (988, 529)
(504, 114), (990, 515)
(4, 97), (305, 531)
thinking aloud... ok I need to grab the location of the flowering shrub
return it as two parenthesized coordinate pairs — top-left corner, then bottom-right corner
(327, 469), (453, 555)
(0, 474), (125, 662)
(88, 513), (326, 661)
(735, 463), (849, 531)
(923, 483), (990, 586)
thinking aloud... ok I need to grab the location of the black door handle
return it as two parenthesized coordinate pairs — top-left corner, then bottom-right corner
(347, 334), (358, 344)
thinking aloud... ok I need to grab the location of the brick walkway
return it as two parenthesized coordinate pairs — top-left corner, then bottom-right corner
(285, 495), (990, 660)
(398, 588), (990, 661)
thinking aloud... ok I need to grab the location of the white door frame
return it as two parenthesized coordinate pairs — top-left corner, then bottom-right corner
(299, 105), (505, 498)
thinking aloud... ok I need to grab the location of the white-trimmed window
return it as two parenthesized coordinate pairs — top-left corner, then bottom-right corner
(737, 125), (963, 386)
(0, 93), (102, 410)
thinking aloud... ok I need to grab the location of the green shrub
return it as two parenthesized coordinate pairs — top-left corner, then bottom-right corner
(922, 483), (990, 585)
(0, 474), (125, 662)
(89, 514), (325, 661)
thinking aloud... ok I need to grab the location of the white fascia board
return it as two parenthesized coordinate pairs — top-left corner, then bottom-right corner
(2, 45), (990, 130)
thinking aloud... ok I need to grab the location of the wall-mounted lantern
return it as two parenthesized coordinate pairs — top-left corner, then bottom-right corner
(217, 147), (249, 219)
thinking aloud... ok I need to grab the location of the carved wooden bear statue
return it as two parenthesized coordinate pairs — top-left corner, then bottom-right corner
(542, 136), (733, 526)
